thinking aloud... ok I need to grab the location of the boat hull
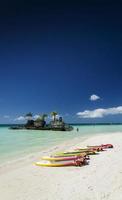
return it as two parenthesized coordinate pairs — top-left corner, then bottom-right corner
(41, 155), (84, 162)
(35, 161), (80, 167)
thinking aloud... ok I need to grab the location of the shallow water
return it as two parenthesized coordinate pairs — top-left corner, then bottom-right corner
(0, 125), (122, 163)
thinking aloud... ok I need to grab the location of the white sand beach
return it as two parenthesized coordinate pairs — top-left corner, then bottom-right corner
(0, 132), (122, 200)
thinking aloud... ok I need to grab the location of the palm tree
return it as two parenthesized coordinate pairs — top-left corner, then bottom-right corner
(51, 111), (58, 122)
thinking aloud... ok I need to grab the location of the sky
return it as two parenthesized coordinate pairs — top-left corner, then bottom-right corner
(0, 0), (122, 123)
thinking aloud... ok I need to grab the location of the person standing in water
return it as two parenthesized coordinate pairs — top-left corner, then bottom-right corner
(76, 128), (79, 132)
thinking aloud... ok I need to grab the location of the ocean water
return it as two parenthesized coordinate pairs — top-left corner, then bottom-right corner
(0, 125), (122, 163)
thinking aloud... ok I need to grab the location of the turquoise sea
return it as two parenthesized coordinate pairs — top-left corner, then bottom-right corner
(0, 124), (122, 163)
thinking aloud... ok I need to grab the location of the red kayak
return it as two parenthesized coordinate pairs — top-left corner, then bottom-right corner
(41, 155), (89, 161)
(53, 153), (90, 160)
(76, 147), (104, 152)
(87, 144), (113, 149)
(101, 144), (113, 148)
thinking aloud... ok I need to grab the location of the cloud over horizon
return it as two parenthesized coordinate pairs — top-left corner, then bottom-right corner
(33, 115), (40, 120)
(14, 116), (25, 121)
(77, 106), (122, 118)
(90, 94), (100, 101)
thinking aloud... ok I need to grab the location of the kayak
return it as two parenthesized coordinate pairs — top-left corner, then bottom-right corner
(55, 151), (96, 156)
(56, 149), (95, 154)
(87, 144), (113, 149)
(53, 152), (87, 156)
(72, 149), (96, 153)
(77, 147), (104, 151)
(74, 148), (98, 152)
(70, 148), (98, 152)
(35, 160), (84, 167)
(41, 155), (84, 162)
(101, 144), (113, 148)
(53, 152), (90, 159)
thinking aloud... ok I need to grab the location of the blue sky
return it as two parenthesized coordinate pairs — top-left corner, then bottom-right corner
(0, 1), (122, 123)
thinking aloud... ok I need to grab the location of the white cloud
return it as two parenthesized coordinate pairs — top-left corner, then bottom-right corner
(14, 115), (40, 121)
(33, 115), (40, 119)
(14, 116), (25, 121)
(77, 106), (122, 118)
(90, 94), (100, 101)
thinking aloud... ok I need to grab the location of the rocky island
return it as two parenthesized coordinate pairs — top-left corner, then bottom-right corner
(10, 112), (73, 131)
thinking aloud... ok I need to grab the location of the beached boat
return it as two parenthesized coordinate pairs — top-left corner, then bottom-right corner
(55, 150), (96, 156)
(35, 158), (87, 167)
(76, 147), (104, 151)
(35, 161), (76, 167)
(53, 152), (90, 158)
(41, 155), (87, 162)
(87, 144), (113, 149)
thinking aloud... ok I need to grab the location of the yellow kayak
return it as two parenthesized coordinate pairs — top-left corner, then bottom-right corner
(74, 148), (97, 153)
(55, 151), (96, 156)
(35, 160), (79, 167)
(41, 155), (83, 162)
